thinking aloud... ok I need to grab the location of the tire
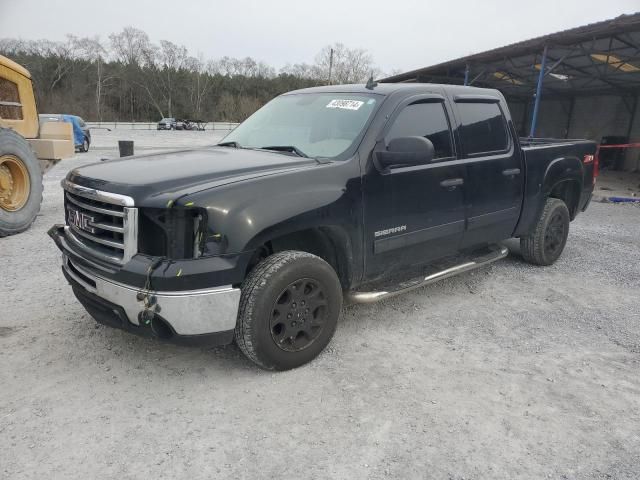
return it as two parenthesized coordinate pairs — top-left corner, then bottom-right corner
(80, 137), (90, 153)
(235, 251), (343, 370)
(520, 198), (570, 266)
(0, 128), (43, 237)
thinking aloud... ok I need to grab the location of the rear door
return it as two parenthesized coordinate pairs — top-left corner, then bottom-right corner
(362, 94), (466, 279)
(451, 96), (523, 247)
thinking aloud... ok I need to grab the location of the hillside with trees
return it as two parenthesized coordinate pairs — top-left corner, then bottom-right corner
(0, 28), (383, 122)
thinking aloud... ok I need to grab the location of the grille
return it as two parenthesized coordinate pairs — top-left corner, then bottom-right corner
(62, 180), (137, 266)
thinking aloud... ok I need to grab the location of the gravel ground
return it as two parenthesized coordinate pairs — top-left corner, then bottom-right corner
(1, 130), (640, 479)
(592, 170), (640, 202)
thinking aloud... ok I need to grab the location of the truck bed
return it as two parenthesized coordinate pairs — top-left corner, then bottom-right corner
(519, 137), (591, 148)
(514, 137), (598, 238)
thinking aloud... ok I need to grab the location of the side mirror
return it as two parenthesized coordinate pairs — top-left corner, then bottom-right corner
(375, 136), (435, 170)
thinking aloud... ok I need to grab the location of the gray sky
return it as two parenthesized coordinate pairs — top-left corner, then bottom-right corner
(1, 0), (638, 73)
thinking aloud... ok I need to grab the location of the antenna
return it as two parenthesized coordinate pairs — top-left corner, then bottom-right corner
(365, 74), (378, 90)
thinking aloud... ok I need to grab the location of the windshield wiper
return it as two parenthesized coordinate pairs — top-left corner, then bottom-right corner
(258, 145), (309, 158)
(217, 141), (241, 148)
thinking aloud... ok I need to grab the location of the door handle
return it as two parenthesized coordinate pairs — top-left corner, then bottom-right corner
(502, 168), (521, 176)
(440, 178), (464, 188)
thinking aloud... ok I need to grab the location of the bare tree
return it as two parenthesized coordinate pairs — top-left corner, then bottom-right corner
(40, 36), (82, 93)
(155, 40), (188, 117)
(216, 92), (236, 120)
(185, 54), (211, 118)
(108, 27), (156, 120)
(0, 38), (27, 54)
(215, 56), (237, 76)
(314, 43), (377, 84)
(109, 27), (151, 66)
(0, 30), (391, 122)
(73, 36), (113, 121)
(280, 62), (316, 79)
(236, 95), (261, 119)
(210, 56), (275, 78)
(380, 68), (404, 79)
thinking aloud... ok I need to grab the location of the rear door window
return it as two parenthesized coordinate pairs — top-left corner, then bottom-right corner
(386, 101), (453, 160)
(457, 102), (508, 155)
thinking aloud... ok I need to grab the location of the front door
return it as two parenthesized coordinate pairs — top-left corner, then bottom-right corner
(362, 96), (466, 280)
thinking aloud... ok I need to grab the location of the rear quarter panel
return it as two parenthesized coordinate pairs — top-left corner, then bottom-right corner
(514, 140), (597, 237)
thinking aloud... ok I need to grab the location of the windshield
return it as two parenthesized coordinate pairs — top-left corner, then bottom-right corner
(220, 93), (380, 159)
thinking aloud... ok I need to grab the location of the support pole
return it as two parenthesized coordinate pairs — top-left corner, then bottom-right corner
(529, 45), (548, 138)
(564, 97), (575, 139)
(624, 95), (638, 171)
(328, 48), (334, 85)
(625, 95), (638, 141)
(469, 69), (486, 86)
(464, 64), (470, 86)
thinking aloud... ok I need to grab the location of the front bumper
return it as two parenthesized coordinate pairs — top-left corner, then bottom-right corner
(61, 253), (240, 346)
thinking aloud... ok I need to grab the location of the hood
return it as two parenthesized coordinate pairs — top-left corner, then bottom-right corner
(67, 146), (317, 206)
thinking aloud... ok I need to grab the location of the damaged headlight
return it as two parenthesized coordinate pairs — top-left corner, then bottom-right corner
(138, 207), (208, 259)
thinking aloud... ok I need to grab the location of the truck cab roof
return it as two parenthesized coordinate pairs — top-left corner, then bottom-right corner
(285, 82), (504, 99)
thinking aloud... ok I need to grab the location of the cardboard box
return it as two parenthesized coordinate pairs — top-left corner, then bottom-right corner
(29, 121), (74, 160)
(39, 121), (73, 141)
(28, 138), (74, 160)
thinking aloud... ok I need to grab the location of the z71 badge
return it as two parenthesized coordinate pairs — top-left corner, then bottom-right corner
(374, 225), (407, 238)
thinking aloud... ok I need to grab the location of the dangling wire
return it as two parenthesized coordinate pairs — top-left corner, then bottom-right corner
(139, 256), (165, 325)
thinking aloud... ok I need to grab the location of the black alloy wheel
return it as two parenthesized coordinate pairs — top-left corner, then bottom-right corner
(235, 250), (342, 370)
(520, 197), (570, 266)
(270, 278), (328, 352)
(543, 211), (566, 258)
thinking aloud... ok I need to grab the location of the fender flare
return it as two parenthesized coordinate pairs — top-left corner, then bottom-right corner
(536, 155), (584, 220)
(542, 156), (584, 196)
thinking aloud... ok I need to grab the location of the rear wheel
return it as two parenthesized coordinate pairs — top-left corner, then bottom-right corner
(235, 251), (343, 370)
(520, 198), (570, 266)
(0, 129), (43, 237)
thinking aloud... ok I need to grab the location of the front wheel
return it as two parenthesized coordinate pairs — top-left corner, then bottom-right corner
(520, 198), (570, 266)
(80, 137), (90, 153)
(235, 251), (343, 370)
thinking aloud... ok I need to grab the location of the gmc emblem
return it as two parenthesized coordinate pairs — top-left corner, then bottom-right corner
(67, 207), (96, 234)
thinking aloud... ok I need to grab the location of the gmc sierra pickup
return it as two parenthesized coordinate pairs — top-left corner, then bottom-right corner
(49, 83), (598, 370)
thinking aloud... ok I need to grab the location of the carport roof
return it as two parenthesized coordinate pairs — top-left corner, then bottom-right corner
(381, 13), (640, 99)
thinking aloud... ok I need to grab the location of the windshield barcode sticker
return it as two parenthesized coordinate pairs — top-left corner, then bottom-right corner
(326, 99), (364, 110)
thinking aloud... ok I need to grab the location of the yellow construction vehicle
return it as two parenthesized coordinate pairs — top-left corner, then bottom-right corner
(0, 54), (74, 236)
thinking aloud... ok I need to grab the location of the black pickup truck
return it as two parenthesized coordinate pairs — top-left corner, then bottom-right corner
(50, 83), (598, 370)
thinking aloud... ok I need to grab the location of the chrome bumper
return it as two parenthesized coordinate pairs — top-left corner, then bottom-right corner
(62, 254), (241, 335)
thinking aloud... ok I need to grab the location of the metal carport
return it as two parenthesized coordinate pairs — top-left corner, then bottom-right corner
(381, 13), (640, 173)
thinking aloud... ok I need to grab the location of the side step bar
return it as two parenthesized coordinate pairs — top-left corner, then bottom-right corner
(347, 245), (509, 304)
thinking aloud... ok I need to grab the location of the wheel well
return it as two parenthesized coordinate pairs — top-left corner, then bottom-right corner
(549, 180), (581, 219)
(246, 227), (352, 289)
